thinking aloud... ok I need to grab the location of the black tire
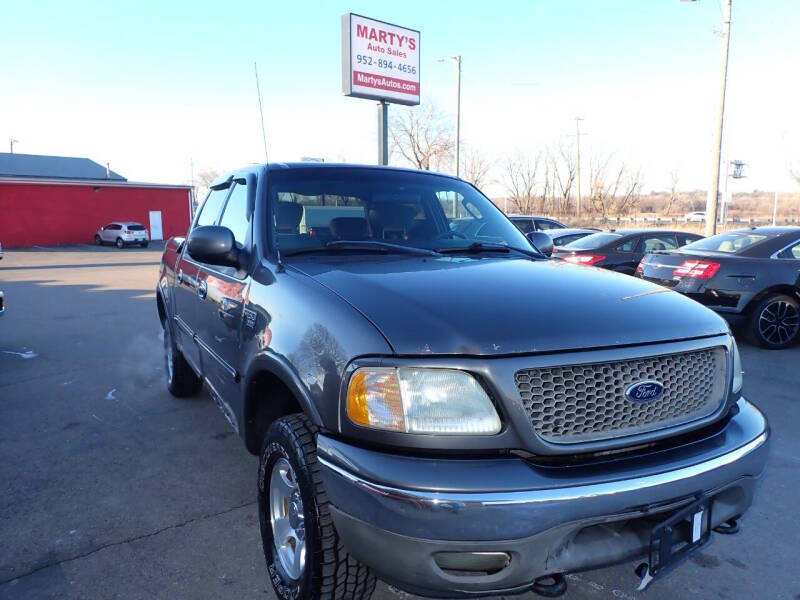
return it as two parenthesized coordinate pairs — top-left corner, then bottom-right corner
(163, 322), (202, 396)
(259, 414), (376, 600)
(94, 234), (102, 246)
(116, 237), (125, 249)
(140, 241), (149, 248)
(746, 293), (800, 349)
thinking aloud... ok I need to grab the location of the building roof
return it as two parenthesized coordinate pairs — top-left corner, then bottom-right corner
(0, 152), (126, 181)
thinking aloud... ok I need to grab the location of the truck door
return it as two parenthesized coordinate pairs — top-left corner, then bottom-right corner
(173, 183), (232, 375)
(193, 178), (251, 432)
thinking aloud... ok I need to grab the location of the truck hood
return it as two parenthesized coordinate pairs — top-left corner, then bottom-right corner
(292, 256), (729, 355)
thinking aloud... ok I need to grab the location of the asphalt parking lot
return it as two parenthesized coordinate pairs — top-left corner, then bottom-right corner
(1, 245), (798, 600)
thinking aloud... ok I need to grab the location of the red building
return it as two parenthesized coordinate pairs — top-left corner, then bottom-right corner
(0, 153), (193, 248)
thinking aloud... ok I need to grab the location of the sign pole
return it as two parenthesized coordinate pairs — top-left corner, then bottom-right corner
(378, 100), (389, 166)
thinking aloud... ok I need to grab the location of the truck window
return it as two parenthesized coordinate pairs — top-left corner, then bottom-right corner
(195, 187), (229, 228)
(220, 183), (249, 246)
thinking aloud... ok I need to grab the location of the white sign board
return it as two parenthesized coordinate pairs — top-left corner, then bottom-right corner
(342, 13), (420, 106)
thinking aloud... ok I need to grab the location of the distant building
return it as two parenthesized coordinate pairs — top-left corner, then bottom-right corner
(0, 152), (192, 248)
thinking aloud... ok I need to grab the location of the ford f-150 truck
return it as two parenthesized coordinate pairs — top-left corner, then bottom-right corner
(156, 163), (769, 599)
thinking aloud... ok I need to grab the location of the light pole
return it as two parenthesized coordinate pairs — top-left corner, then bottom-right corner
(685, 0), (733, 237)
(9, 138), (19, 153)
(574, 118), (585, 218)
(438, 56), (461, 177)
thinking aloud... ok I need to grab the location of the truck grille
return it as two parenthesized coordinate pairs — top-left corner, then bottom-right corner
(515, 347), (727, 444)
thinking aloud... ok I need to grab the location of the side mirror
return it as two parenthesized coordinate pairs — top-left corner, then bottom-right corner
(186, 225), (241, 268)
(526, 231), (553, 257)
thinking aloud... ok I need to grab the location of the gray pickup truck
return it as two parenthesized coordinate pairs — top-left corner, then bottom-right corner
(157, 163), (768, 599)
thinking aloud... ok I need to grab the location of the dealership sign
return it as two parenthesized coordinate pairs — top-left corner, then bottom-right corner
(341, 13), (420, 106)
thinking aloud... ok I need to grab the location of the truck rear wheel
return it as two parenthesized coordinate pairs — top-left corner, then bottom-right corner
(259, 414), (376, 600)
(163, 322), (202, 397)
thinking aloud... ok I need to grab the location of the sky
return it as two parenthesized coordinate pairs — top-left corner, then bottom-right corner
(1, 0), (798, 195)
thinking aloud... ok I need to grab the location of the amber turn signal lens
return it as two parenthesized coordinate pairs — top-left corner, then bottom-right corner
(346, 369), (405, 431)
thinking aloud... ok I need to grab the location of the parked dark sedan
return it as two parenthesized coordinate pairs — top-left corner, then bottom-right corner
(553, 229), (703, 274)
(638, 227), (800, 348)
(509, 215), (567, 233)
(546, 227), (598, 247)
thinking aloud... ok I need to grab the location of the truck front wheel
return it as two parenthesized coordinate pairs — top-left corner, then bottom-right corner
(258, 414), (376, 600)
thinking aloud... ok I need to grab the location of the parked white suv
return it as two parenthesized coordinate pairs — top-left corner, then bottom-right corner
(94, 222), (149, 248)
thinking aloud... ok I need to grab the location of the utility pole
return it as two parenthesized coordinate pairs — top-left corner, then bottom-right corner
(9, 139), (19, 153)
(705, 0), (732, 237)
(454, 56), (461, 178)
(772, 191), (778, 226)
(574, 118), (584, 217)
(438, 56), (462, 177)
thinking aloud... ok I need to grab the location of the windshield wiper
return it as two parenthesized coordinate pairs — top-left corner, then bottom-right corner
(435, 241), (543, 259)
(283, 240), (440, 257)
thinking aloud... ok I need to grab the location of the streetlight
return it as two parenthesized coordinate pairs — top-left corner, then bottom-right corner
(684, 0), (733, 237)
(9, 138), (19, 153)
(438, 56), (461, 177)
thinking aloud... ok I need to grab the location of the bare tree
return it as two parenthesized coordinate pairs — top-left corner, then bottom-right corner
(390, 103), (454, 171)
(461, 148), (492, 189)
(499, 152), (541, 214)
(664, 170), (680, 216)
(791, 161), (800, 187)
(588, 154), (643, 218)
(549, 145), (576, 215)
(193, 168), (219, 207)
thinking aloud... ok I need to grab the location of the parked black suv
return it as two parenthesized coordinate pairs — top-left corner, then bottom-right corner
(157, 164), (768, 599)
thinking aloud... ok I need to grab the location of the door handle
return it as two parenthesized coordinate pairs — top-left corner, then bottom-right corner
(218, 297), (239, 320)
(197, 279), (208, 299)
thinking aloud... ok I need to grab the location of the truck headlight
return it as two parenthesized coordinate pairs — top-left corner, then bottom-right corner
(731, 339), (743, 393)
(346, 368), (501, 435)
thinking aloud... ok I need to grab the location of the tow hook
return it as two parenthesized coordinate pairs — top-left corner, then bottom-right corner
(531, 573), (567, 597)
(713, 517), (740, 535)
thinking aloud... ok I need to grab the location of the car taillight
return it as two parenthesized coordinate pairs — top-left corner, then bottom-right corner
(125, 230), (133, 234)
(636, 257), (647, 273)
(562, 254), (606, 266)
(673, 260), (721, 278)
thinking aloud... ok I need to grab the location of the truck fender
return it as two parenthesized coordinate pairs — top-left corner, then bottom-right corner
(242, 350), (324, 427)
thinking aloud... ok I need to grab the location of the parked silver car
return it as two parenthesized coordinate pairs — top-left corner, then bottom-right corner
(94, 222), (149, 248)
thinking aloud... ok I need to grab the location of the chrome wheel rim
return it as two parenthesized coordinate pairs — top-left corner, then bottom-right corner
(270, 457), (306, 580)
(164, 327), (174, 383)
(759, 300), (799, 346)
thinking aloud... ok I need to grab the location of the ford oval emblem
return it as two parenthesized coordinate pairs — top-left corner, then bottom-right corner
(625, 380), (664, 403)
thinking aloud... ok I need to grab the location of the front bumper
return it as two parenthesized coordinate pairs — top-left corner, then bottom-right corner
(318, 398), (769, 597)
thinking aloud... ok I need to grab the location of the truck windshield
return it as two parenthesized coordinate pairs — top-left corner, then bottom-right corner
(267, 167), (531, 256)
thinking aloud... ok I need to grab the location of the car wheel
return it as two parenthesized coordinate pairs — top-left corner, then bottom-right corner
(116, 237), (124, 249)
(94, 235), (102, 246)
(163, 322), (202, 396)
(259, 414), (376, 600)
(747, 293), (800, 349)
(140, 242), (149, 248)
